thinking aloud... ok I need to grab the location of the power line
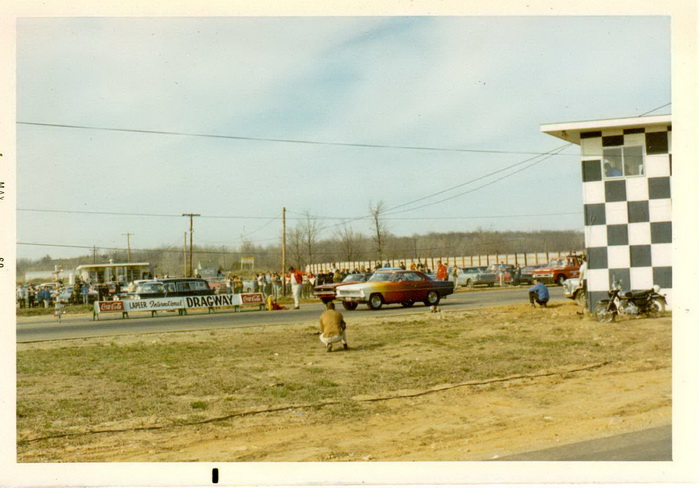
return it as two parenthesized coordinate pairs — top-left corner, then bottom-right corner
(16, 208), (284, 219)
(385, 144), (571, 216)
(17, 120), (580, 157)
(384, 143), (572, 215)
(639, 103), (671, 116)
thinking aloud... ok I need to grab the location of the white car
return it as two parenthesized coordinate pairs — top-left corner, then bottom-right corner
(562, 277), (586, 307)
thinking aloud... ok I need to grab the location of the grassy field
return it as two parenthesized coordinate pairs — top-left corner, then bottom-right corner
(16, 301), (672, 461)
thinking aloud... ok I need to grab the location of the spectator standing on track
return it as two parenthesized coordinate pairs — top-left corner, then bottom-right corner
(81, 283), (90, 304)
(436, 260), (448, 281)
(39, 286), (51, 308)
(233, 275), (243, 294)
(288, 266), (303, 309)
(17, 286), (25, 308)
(512, 265), (522, 286)
(528, 278), (550, 308)
(451, 266), (459, 290)
(318, 301), (348, 352)
(272, 272), (282, 298)
(27, 286), (35, 308)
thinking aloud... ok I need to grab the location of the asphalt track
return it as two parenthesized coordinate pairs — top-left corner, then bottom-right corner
(17, 286), (565, 343)
(497, 424), (672, 461)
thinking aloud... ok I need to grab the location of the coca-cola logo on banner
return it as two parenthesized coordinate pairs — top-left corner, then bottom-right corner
(99, 301), (125, 312)
(241, 293), (263, 304)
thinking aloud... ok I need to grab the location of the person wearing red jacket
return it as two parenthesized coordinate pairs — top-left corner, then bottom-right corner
(436, 260), (448, 281)
(288, 266), (304, 309)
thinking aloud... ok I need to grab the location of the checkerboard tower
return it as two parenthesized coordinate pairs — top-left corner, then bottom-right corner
(541, 115), (672, 310)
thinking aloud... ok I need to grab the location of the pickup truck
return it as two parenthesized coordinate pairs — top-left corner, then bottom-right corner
(531, 255), (582, 285)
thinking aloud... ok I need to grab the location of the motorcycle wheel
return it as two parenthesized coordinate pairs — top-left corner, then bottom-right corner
(647, 297), (666, 318)
(594, 303), (616, 323)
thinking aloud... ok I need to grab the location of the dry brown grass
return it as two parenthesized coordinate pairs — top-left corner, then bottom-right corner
(17, 301), (671, 461)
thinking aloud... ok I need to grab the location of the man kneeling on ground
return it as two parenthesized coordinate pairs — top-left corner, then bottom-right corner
(528, 278), (549, 308)
(319, 301), (348, 352)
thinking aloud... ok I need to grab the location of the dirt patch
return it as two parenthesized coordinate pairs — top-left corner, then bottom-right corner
(17, 302), (671, 462)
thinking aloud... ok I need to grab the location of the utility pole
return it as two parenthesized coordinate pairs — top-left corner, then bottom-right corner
(183, 232), (187, 277)
(93, 245), (97, 264)
(182, 213), (200, 277)
(122, 233), (133, 262)
(282, 207), (286, 295)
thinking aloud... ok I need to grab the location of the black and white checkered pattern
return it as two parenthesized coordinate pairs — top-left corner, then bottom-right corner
(580, 126), (672, 309)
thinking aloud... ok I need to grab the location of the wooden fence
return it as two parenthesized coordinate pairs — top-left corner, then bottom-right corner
(307, 250), (583, 274)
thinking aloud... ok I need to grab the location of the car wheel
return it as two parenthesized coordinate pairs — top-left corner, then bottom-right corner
(647, 298), (665, 318)
(368, 293), (383, 310)
(342, 301), (358, 311)
(488, 282), (494, 287)
(594, 303), (616, 323)
(574, 289), (586, 308)
(466, 279), (473, 288)
(424, 291), (440, 307)
(320, 297), (333, 304)
(401, 300), (415, 307)
(556, 275), (567, 286)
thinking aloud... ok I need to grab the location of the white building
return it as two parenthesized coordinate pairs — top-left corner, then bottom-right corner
(541, 115), (672, 309)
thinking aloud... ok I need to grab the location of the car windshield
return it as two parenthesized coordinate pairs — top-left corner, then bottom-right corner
(548, 260), (566, 267)
(137, 283), (164, 294)
(369, 273), (394, 282)
(342, 274), (368, 283)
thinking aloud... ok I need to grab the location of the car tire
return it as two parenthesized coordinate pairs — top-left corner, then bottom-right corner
(466, 279), (473, 288)
(488, 282), (494, 287)
(368, 294), (383, 310)
(556, 275), (567, 286)
(574, 289), (586, 308)
(342, 301), (358, 311)
(401, 300), (415, 307)
(424, 291), (440, 307)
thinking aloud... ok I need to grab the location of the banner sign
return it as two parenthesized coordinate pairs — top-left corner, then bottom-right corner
(94, 293), (261, 316)
(241, 292), (264, 304)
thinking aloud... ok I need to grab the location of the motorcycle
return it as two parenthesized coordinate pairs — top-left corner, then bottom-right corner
(594, 280), (667, 322)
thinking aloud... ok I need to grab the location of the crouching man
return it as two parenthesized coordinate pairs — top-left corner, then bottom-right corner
(319, 302), (348, 352)
(528, 278), (550, 308)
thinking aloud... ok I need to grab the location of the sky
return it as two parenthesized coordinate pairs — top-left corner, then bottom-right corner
(15, 16), (671, 261)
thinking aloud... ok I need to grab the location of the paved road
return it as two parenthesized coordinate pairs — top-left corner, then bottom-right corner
(17, 286), (565, 342)
(497, 425), (672, 461)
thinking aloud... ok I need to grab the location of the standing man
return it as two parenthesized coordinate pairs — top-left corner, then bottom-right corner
(528, 278), (550, 308)
(288, 266), (303, 309)
(318, 302), (348, 352)
(436, 260), (448, 281)
(451, 266), (460, 290)
(81, 282), (90, 304)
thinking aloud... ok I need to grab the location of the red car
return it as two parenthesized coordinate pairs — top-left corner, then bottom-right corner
(313, 272), (372, 303)
(335, 269), (454, 310)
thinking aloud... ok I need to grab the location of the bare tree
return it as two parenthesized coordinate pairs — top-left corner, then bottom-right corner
(286, 227), (305, 269)
(336, 222), (365, 262)
(369, 201), (389, 261)
(299, 211), (320, 266)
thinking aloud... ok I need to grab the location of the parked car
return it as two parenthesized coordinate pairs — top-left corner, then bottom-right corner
(513, 264), (547, 285)
(117, 278), (215, 300)
(335, 269), (454, 310)
(531, 255), (583, 285)
(562, 277), (586, 307)
(313, 272), (373, 303)
(464, 264), (514, 287)
(449, 266), (486, 287)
